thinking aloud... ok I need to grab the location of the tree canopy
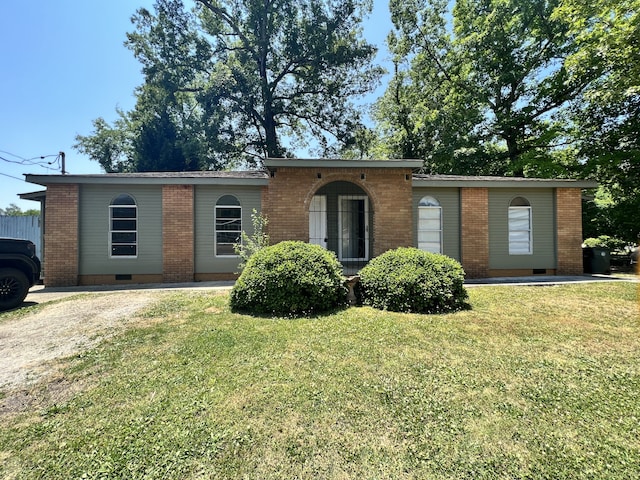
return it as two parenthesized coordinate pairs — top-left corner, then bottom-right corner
(75, 0), (382, 172)
(374, 0), (638, 242)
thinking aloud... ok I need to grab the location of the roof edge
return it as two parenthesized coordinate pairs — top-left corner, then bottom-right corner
(264, 158), (423, 169)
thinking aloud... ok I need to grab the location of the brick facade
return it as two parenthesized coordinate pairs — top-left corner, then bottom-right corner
(162, 184), (195, 283)
(264, 167), (414, 256)
(460, 188), (490, 278)
(34, 169), (592, 287)
(556, 188), (584, 275)
(43, 183), (79, 286)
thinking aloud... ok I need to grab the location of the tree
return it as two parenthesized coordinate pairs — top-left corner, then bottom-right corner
(560, 0), (640, 243)
(75, 0), (382, 171)
(0, 204), (40, 216)
(377, 0), (594, 177)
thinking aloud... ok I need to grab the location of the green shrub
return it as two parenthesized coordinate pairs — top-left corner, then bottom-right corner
(358, 247), (468, 314)
(230, 241), (347, 316)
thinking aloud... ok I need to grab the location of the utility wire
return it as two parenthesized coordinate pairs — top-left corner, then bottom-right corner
(0, 171), (26, 182)
(0, 150), (62, 170)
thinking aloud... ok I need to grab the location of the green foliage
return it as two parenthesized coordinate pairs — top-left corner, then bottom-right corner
(0, 203), (39, 216)
(233, 209), (270, 272)
(230, 241), (347, 316)
(379, 0), (588, 176)
(583, 235), (629, 252)
(75, 0), (382, 170)
(358, 247), (468, 314)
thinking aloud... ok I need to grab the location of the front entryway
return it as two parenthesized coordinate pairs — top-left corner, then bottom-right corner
(309, 181), (372, 270)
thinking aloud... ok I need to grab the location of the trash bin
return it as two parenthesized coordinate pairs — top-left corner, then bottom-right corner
(583, 247), (611, 274)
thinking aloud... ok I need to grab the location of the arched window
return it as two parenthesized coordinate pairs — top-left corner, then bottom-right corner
(418, 196), (442, 253)
(215, 195), (241, 256)
(110, 194), (137, 257)
(509, 197), (532, 254)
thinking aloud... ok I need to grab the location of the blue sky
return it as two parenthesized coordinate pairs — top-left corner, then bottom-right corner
(0, 0), (393, 211)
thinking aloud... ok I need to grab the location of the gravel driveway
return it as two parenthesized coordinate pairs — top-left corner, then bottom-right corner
(0, 282), (232, 416)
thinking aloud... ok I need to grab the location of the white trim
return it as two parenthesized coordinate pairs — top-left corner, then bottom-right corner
(109, 196), (138, 258)
(418, 205), (442, 254)
(215, 204), (242, 257)
(508, 206), (532, 255)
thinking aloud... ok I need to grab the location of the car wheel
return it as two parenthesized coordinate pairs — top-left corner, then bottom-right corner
(0, 268), (30, 311)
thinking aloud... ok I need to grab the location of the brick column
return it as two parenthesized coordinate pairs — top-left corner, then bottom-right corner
(162, 184), (194, 283)
(44, 184), (79, 286)
(556, 188), (584, 275)
(461, 188), (489, 278)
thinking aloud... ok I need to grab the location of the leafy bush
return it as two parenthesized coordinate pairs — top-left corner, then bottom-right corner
(583, 235), (629, 252)
(230, 241), (347, 316)
(358, 247), (468, 314)
(234, 209), (269, 272)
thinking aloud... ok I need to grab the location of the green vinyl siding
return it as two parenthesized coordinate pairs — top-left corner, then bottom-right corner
(79, 185), (163, 275)
(194, 185), (263, 274)
(412, 188), (460, 261)
(488, 189), (556, 270)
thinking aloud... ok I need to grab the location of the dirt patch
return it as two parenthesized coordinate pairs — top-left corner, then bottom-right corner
(0, 291), (168, 416)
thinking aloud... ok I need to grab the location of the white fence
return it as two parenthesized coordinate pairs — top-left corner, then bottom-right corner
(0, 215), (42, 259)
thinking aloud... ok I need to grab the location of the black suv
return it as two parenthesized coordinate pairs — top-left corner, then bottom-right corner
(0, 238), (41, 310)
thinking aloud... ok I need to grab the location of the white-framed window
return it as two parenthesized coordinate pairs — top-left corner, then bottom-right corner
(509, 197), (532, 255)
(418, 195), (442, 253)
(109, 194), (137, 257)
(215, 195), (241, 256)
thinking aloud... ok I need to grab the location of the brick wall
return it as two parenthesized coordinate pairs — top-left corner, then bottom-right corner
(264, 167), (414, 256)
(461, 188), (489, 278)
(43, 184), (79, 286)
(556, 188), (584, 275)
(162, 184), (194, 283)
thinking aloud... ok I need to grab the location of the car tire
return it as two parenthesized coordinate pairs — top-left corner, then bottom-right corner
(0, 268), (30, 311)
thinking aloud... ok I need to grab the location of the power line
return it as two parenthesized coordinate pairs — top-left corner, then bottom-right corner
(0, 150), (63, 170)
(0, 171), (26, 182)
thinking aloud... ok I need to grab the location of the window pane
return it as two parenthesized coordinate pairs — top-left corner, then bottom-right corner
(111, 245), (137, 256)
(419, 231), (441, 243)
(112, 219), (137, 231)
(112, 232), (137, 243)
(216, 207), (241, 219)
(216, 243), (236, 256)
(111, 206), (137, 218)
(216, 219), (241, 231)
(217, 232), (240, 244)
(112, 194), (136, 205)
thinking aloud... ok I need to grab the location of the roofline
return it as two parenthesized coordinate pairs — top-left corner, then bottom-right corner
(264, 158), (423, 169)
(24, 173), (269, 187)
(412, 176), (598, 189)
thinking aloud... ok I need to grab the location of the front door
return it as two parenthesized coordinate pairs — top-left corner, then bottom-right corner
(338, 195), (369, 261)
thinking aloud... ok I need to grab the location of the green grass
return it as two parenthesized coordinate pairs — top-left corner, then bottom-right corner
(1, 283), (639, 479)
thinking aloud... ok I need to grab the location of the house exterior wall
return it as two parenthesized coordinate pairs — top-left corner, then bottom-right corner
(412, 187), (461, 261)
(43, 183), (79, 286)
(78, 184), (163, 285)
(556, 187), (584, 275)
(460, 188), (490, 278)
(264, 166), (414, 257)
(162, 184), (195, 283)
(194, 184), (263, 280)
(34, 170), (591, 286)
(488, 188), (557, 274)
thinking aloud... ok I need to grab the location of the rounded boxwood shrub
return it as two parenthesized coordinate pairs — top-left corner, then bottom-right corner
(358, 247), (468, 314)
(230, 241), (347, 316)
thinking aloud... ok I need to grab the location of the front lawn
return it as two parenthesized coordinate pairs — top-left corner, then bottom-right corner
(1, 282), (638, 479)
